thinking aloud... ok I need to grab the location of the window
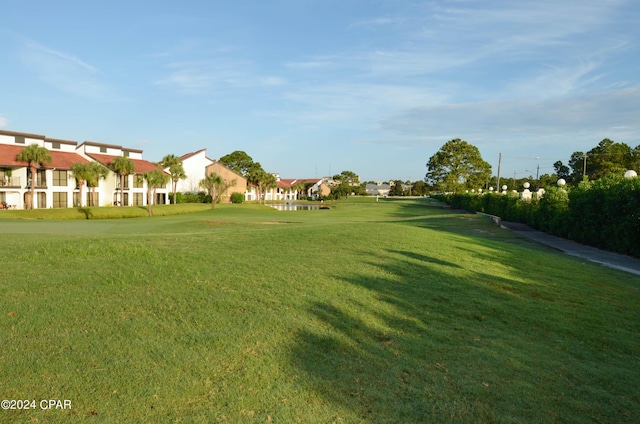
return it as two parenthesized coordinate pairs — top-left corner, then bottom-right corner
(133, 193), (143, 206)
(53, 192), (67, 208)
(51, 142), (61, 149)
(30, 169), (47, 188)
(53, 170), (67, 186)
(114, 192), (128, 206)
(116, 176), (130, 189)
(37, 192), (46, 208)
(134, 174), (144, 188)
(100, 146), (107, 153)
(15, 136), (25, 144)
(88, 192), (99, 206)
(123, 151), (130, 157)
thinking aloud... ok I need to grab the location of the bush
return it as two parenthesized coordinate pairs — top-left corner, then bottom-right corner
(230, 192), (244, 204)
(181, 192), (210, 204)
(169, 192), (183, 204)
(436, 177), (640, 257)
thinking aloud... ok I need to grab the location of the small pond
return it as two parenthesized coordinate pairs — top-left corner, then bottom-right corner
(269, 203), (323, 211)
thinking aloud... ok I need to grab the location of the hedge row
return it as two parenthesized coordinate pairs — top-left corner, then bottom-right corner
(435, 176), (640, 257)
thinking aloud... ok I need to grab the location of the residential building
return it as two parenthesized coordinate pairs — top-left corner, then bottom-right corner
(204, 161), (247, 203)
(0, 130), (91, 209)
(173, 149), (215, 193)
(365, 182), (391, 197)
(0, 129), (168, 208)
(77, 141), (169, 206)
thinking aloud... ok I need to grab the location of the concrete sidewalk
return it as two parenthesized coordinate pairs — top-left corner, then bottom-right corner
(501, 221), (640, 277)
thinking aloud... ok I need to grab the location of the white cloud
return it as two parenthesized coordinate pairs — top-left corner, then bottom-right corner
(0, 116), (8, 127)
(377, 86), (640, 145)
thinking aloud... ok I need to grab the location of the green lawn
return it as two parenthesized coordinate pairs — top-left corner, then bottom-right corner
(1, 199), (638, 423)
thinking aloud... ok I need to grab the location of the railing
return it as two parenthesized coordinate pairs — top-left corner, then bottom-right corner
(0, 177), (21, 187)
(25, 180), (47, 189)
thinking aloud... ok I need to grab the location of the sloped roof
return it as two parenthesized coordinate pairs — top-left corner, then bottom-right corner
(206, 161), (246, 180)
(179, 149), (208, 161)
(86, 153), (167, 174)
(0, 129), (46, 139)
(0, 144), (90, 169)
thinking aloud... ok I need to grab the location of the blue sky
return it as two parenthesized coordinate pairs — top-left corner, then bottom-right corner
(1, 0), (638, 183)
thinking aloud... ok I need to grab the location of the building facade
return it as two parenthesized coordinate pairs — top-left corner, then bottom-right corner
(0, 129), (169, 209)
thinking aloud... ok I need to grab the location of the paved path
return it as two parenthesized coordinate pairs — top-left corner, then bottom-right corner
(501, 221), (640, 277)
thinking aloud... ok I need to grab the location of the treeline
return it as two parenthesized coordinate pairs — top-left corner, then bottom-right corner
(436, 175), (640, 258)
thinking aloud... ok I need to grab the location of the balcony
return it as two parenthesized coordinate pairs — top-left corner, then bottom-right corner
(25, 179), (47, 189)
(0, 177), (21, 188)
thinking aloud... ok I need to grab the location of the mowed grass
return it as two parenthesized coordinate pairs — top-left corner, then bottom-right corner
(1, 199), (638, 423)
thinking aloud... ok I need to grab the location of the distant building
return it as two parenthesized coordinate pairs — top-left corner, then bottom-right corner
(365, 182), (391, 197)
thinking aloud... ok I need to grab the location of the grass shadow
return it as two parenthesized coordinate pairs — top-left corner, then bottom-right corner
(290, 229), (640, 422)
(77, 207), (94, 220)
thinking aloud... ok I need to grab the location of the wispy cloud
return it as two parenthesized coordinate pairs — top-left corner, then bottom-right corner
(0, 116), (8, 127)
(18, 39), (117, 100)
(377, 86), (640, 145)
(154, 57), (286, 93)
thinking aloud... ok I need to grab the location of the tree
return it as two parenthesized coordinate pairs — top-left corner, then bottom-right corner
(426, 138), (491, 193)
(411, 180), (429, 196)
(245, 163), (276, 204)
(218, 151), (255, 176)
(291, 180), (309, 200)
(567, 139), (638, 183)
(70, 162), (92, 207)
(161, 154), (186, 204)
(143, 169), (170, 216)
(87, 162), (109, 206)
(109, 156), (135, 206)
(553, 161), (571, 182)
(332, 170), (360, 185)
(16, 144), (53, 209)
(588, 138), (633, 179)
(389, 180), (405, 196)
(200, 172), (224, 209)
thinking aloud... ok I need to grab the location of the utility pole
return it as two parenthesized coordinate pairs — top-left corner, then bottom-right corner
(496, 153), (502, 192)
(583, 154), (587, 179)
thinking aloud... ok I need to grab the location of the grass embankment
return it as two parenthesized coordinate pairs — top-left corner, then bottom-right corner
(0, 203), (211, 220)
(1, 198), (638, 423)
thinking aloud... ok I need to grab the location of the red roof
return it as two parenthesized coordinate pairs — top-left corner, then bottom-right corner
(87, 153), (167, 174)
(0, 144), (90, 169)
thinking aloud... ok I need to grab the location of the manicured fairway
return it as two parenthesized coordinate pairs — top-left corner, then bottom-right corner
(1, 199), (638, 423)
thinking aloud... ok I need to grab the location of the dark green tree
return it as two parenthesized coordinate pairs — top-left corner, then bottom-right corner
(426, 138), (491, 193)
(389, 180), (404, 196)
(218, 151), (255, 176)
(553, 161), (571, 182)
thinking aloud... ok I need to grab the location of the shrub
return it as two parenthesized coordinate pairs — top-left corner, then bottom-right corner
(181, 192), (210, 204)
(168, 192), (183, 204)
(230, 192), (244, 204)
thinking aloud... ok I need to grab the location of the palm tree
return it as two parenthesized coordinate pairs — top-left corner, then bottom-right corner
(16, 144), (52, 209)
(200, 172), (223, 209)
(87, 162), (109, 206)
(109, 156), (135, 206)
(161, 154), (186, 204)
(70, 162), (92, 207)
(143, 169), (170, 216)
